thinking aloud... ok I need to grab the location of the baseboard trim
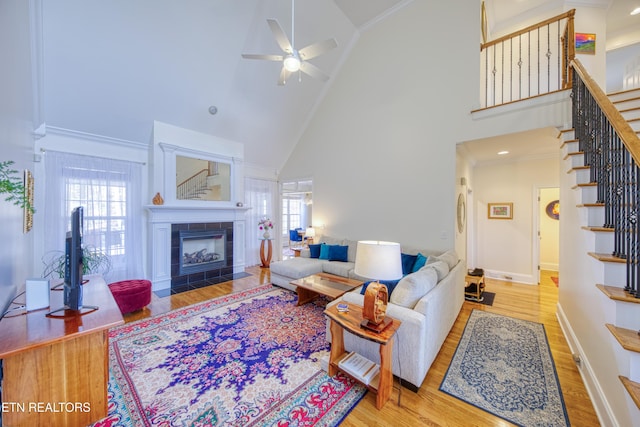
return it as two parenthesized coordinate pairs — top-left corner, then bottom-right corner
(556, 302), (616, 426)
(483, 269), (536, 285)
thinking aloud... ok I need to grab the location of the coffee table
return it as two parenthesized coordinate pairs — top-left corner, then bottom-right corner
(290, 272), (362, 306)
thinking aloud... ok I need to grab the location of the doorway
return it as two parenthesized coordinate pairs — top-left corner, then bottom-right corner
(281, 179), (313, 258)
(537, 187), (559, 284)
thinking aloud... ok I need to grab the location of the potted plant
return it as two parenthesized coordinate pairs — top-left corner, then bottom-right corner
(0, 160), (34, 213)
(41, 246), (112, 279)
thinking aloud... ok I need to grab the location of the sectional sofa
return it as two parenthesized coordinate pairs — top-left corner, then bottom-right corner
(269, 235), (465, 391)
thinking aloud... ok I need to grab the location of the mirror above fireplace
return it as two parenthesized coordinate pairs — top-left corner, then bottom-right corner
(176, 155), (231, 201)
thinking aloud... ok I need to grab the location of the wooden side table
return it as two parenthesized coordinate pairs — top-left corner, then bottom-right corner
(260, 238), (273, 268)
(465, 273), (485, 301)
(324, 302), (401, 409)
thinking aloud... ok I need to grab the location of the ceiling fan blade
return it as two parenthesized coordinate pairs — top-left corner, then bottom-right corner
(299, 61), (330, 82)
(298, 38), (338, 61)
(241, 53), (284, 61)
(267, 19), (293, 54)
(278, 67), (292, 86)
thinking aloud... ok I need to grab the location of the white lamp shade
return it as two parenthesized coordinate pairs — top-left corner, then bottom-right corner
(305, 227), (315, 237)
(354, 240), (402, 281)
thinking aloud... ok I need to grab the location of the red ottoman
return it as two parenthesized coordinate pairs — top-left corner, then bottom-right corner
(108, 279), (152, 314)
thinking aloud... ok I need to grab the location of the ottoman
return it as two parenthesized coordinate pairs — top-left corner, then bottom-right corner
(108, 279), (152, 314)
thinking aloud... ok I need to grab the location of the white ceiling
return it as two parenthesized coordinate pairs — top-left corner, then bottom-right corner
(39, 0), (640, 169)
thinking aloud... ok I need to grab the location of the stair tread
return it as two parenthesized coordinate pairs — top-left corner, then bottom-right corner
(582, 225), (613, 232)
(613, 95), (640, 104)
(588, 252), (625, 263)
(572, 182), (597, 189)
(597, 284), (640, 303)
(620, 376), (640, 410)
(606, 324), (640, 353)
(609, 88), (640, 97)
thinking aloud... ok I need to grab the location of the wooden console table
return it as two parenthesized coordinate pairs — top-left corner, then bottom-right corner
(0, 275), (124, 426)
(324, 302), (401, 409)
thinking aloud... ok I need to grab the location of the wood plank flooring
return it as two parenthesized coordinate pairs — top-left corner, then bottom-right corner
(123, 268), (601, 426)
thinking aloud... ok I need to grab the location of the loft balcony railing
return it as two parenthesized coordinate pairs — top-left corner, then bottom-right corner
(177, 169), (208, 200)
(571, 59), (640, 296)
(479, 9), (575, 109)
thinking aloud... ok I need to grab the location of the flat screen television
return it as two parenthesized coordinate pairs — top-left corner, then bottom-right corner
(64, 206), (84, 310)
(47, 206), (97, 316)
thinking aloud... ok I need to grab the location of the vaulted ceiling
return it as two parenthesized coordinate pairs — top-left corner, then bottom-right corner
(40, 0), (639, 169)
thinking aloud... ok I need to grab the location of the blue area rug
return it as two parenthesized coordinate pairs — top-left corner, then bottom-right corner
(439, 310), (569, 427)
(93, 285), (366, 426)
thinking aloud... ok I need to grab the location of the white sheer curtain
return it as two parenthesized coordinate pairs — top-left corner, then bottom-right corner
(43, 151), (143, 283)
(245, 177), (278, 266)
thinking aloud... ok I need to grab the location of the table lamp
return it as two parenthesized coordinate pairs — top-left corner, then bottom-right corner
(305, 226), (315, 244)
(354, 240), (402, 332)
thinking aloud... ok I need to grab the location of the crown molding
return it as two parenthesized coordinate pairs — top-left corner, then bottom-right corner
(45, 126), (150, 149)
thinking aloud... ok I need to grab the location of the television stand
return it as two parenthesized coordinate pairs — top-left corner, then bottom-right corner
(0, 275), (123, 426)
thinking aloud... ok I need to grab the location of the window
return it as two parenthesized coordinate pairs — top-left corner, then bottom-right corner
(44, 151), (143, 282)
(65, 173), (127, 257)
(282, 197), (302, 234)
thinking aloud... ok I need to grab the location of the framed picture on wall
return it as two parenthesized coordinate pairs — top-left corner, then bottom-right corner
(488, 202), (513, 219)
(575, 33), (596, 55)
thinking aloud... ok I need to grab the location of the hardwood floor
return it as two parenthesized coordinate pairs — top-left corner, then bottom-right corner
(123, 268), (600, 426)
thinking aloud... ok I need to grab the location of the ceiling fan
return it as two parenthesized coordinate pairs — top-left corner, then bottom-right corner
(242, 0), (338, 85)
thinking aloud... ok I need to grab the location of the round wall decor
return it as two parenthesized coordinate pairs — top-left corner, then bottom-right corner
(457, 193), (466, 233)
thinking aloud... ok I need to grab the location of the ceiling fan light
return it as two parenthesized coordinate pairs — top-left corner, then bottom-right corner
(283, 55), (301, 72)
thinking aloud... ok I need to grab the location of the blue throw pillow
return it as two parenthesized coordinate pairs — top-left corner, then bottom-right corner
(360, 280), (400, 297)
(401, 253), (418, 276)
(328, 245), (348, 262)
(412, 253), (428, 272)
(309, 243), (323, 258)
(319, 244), (331, 260)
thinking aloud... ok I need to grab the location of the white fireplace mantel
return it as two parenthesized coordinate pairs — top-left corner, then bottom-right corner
(145, 204), (251, 291)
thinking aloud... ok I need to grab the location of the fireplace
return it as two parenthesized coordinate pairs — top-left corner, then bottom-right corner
(179, 229), (226, 276)
(170, 221), (234, 291)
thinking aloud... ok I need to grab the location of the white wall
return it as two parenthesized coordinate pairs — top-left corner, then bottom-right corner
(473, 153), (560, 284)
(279, 1), (479, 249)
(0, 0), (36, 313)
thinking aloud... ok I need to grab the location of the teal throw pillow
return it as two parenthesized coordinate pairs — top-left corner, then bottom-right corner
(401, 253), (418, 275)
(319, 244), (331, 260)
(412, 253), (428, 272)
(328, 245), (349, 262)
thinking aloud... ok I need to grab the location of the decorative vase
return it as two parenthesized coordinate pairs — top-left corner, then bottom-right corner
(152, 192), (164, 205)
(263, 230), (270, 239)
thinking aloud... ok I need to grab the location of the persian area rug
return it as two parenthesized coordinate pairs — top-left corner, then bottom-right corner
(439, 310), (569, 427)
(93, 285), (366, 427)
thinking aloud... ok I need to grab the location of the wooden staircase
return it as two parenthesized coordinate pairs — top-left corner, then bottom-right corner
(562, 87), (640, 407)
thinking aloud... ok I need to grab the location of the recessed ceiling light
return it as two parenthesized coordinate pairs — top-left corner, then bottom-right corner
(497, 150), (509, 155)
(631, 7), (640, 15)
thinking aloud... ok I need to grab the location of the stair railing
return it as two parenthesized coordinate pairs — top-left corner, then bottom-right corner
(177, 169), (208, 200)
(571, 59), (640, 296)
(480, 9), (575, 109)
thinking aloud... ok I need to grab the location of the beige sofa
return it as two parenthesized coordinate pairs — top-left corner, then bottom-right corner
(269, 235), (465, 391)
